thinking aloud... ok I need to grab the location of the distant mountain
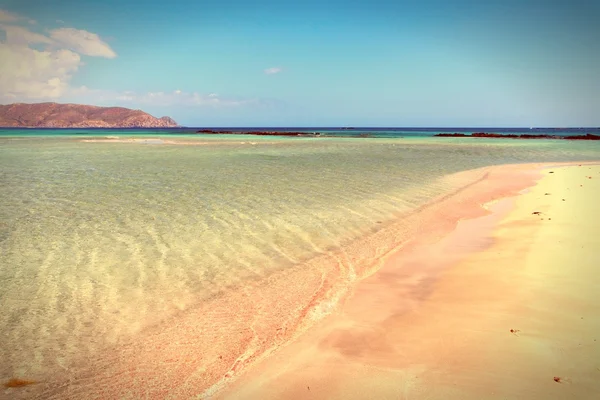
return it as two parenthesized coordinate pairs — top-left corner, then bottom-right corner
(0, 102), (179, 128)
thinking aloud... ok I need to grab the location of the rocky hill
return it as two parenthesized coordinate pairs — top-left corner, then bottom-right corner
(0, 103), (179, 128)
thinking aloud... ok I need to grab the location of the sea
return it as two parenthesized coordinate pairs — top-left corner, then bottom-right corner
(1, 127), (599, 395)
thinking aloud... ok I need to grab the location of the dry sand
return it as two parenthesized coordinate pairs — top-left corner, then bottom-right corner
(220, 164), (600, 400)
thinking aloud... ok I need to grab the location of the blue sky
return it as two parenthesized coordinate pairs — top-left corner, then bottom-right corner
(0, 0), (598, 126)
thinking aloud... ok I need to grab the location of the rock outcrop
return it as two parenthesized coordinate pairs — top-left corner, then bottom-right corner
(563, 134), (600, 140)
(0, 103), (179, 128)
(434, 132), (599, 140)
(195, 130), (321, 136)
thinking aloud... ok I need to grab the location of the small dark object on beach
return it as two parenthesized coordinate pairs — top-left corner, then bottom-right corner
(544, 193), (551, 195)
(549, 171), (554, 173)
(4, 378), (37, 388)
(308, 386), (310, 391)
(532, 211), (541, 215)
(510, 329), (520, 335)
(553, 376), (562, 383)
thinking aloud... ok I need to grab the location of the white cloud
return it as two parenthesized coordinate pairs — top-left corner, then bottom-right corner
(0, 8), (267, 108)
(66, 88), (259, 108)
(0, 9), (35, 25)
(136, 90), (254, 107)
(264, 67), (282, 75)
(0, 9), (19, 23)
(0, 11), (116, 102)
(49, 28), (116, 58)
(69, 85), (90, 95)
(0, 43), (81, 99)
(0, 24), (52, 45)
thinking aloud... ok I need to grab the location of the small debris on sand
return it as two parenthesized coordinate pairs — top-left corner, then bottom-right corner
(4, 378), (37, 388)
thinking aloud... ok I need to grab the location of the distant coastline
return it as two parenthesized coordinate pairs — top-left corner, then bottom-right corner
(0, 103), (178, 128)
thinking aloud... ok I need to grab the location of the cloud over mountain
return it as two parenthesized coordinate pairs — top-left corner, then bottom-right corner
(49, 28), (116, 58)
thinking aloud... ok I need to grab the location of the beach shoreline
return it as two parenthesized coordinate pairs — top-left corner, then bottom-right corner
(4, 161), (599, 399)
(219, 163), (600, 400)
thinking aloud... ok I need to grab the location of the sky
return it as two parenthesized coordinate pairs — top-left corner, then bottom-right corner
(0, 0), (598, 127)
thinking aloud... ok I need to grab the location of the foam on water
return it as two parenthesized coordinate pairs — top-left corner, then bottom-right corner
(0, 135), (599, 392)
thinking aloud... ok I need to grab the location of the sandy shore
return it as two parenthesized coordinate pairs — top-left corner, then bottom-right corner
(220, 164), (600, 400)
(4, 163), (598, 399)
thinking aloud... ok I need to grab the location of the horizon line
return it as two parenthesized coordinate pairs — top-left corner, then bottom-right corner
(2, 126), (598, 130)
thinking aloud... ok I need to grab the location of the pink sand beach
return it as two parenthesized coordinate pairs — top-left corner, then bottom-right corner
(4, 163), (599, 400)
(220, 163), (600, 400)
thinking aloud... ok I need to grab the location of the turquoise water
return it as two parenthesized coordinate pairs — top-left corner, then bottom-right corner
(1, 132), (599, 385)
(1, 126), (598, 139)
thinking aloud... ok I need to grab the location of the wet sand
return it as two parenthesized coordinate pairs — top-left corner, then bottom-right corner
(220, 164), (600, 400)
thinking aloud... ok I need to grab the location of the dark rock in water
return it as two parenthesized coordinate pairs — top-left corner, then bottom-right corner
(518, 134), (557, 139)
(195, 130), (322, 137)
(472, 132), (518, 138)
(434, 132), (593, 140)
(563, 134), (600, 140)
(195, 129), (234, 134)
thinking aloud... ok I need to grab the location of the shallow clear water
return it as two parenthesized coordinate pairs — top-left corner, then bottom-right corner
(1, 133), (599, 379)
